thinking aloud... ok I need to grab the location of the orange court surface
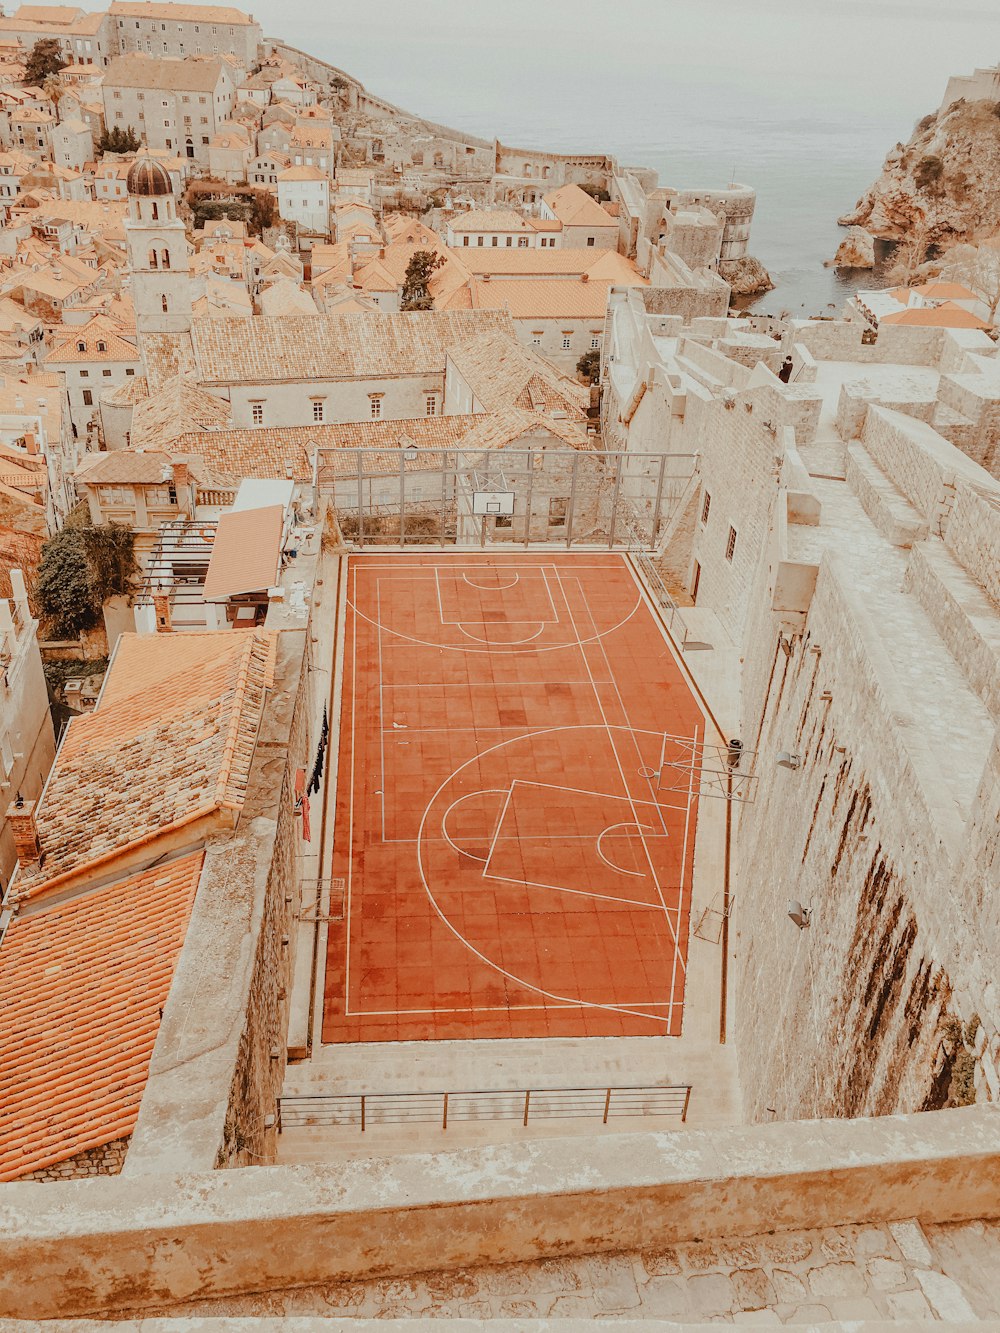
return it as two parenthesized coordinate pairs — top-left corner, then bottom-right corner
(323, 553), (710, 1043)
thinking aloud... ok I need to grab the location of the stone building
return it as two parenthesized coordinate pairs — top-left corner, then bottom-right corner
(123, 154), (193, 342)
(101, 53), (237, 165)
(145, 307), (517, 428)
(108, 0), (261, 67)
(45, 317), (142, 443)
(0, 5), (113, 67)
(0, 567), (54, 895)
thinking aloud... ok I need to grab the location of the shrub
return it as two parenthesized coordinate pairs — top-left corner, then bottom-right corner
(914, 155), (945, 192)
(577, 348), (601, 383)
(36, 523), (138, 639)
(578, 182), (611, 202)
(98, 125), (140, 155)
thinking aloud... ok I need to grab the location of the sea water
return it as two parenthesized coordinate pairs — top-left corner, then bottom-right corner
(250, 0), (1000, 313)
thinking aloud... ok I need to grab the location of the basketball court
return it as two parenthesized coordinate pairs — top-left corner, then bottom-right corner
(322, 553), (712, 1043)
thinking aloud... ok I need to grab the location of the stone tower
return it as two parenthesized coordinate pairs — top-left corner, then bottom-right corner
(124, 155), (192, 340)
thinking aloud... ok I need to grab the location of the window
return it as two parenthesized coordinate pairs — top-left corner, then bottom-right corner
(76, 339), (85, 351)
(476, 236), (483, 247)
(251, 402), (264, 424)
(161, 250), (170, 269)
(517, 236), (529, 248)
(548, 497), (568, 527)
(725, 526), (737, 561)
(151, 201), (158, 219)
(102, 368), (112, 377)
(148, 248), (158, 268)
(531, 333), (542, 346)
(425, 394), (437, 417)
(312, 400), (324, 422)
(505, 236), (512, 247)
(125, 367), (135, 376)
(161, 294), (169, 312)
(562, 336), (571, 350)
(491, 235), (498, 247)
(591, 336), (601, 349)
(96, 340), (106, 352)
(82, 389), (93, 405)
(462, 236), (469, 246)
(701, 491), (711, 525)
(370, 397), (382, 419)
(79, 368), (90, 378)
(586, 236), (596, 246)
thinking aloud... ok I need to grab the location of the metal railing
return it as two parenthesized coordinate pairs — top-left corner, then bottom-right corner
(629, 547), (690, 648)
(278, 1084), (692, 1132)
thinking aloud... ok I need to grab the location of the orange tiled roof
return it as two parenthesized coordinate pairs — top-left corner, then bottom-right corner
(15, 630), (276, 899)
(542, 183), (617, 229)
(203, 503), (283, 601)
(880, 301), (989, 329)
(0, 851), (204, 1181)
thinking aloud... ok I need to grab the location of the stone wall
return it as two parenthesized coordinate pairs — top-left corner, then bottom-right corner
(0, 1106), (998, 1319)
(734, 562), (958, 1120)
(19, 1136), (129, 1182)
(121, 627), (311, 1176)
(219, 630), (312, 1168)
(787, 320), (948, 367)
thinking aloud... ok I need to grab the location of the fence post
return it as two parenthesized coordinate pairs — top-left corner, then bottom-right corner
(442, 1092), (449, 1130)
(356, 451), (364, 548)
(603, 1088), (612, 1124)
(682, 1086), (692, 1123)
(523, 1090), (531, 1126)
(360, 1094), (366, 1133)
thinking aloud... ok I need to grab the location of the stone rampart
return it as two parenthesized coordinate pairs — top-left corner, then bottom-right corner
(121, 629), (311, 1177)
(0, 1107), (998, 1319)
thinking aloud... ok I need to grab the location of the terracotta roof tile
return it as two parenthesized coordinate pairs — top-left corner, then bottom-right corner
(203, 503), (283, 601)
(15, 630), (276, 899)
(189, 310), (516, 384)
(542, 183), (617, 228)
(0, 850), (203, 1181)
(446, 331), (589, 416)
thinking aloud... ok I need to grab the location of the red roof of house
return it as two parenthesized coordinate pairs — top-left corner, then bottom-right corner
(0, 851), (204, 1180)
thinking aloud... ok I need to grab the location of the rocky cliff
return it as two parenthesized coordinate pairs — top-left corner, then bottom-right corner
(839, 97), (1000, 254)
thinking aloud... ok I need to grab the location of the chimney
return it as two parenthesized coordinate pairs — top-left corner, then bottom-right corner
(23, 430), (37, 455)
(7, 798), (40, 867)
(152, 593), (172, 633)
(581, 272), (589, 282)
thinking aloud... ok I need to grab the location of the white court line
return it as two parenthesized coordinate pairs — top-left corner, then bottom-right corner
(480, 869), (669, 912)
(670, 717), (700, 1018)
(344, 571), (642, 656)
(440, 788), (508, 863)
(456, 621), (547, 645)
(462, 571), (520, 590)
(381, 680), (599, 688)
(550, 568), (677, 942)
(596, 823), (656, 878)
(341, 556), (697, 1027)
(376, 579), (387, 840)
(435, 566), (557, 625)
(412, 729), (677, 1023)
(351, 999), (675, 1016)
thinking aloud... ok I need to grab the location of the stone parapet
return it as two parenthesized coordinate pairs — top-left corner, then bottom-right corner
(0, 1106), (997, 1319)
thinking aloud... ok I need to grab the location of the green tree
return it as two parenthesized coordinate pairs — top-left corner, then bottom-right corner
(249, 189), (276, 235)
(401, 249), (444, 311)
(36, 523), (138, 639)
(98, 124), (141, 155)
(24, 37), (66, 86)
(577, 348), (601, 383)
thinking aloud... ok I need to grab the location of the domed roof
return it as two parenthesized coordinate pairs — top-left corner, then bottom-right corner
(126, 154), (172, 197)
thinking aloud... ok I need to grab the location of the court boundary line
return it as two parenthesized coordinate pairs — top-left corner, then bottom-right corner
(337, 555), (707, 1032)
(434, 566), (558, 625)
